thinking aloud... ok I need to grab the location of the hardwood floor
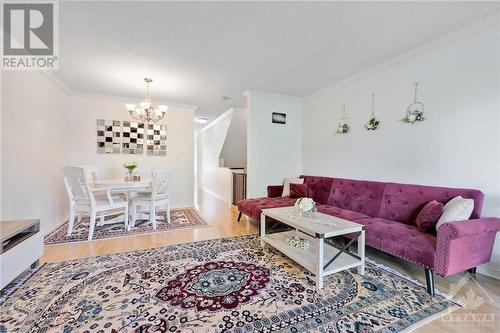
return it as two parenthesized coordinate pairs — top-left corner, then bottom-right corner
(41, 191), (499, 332)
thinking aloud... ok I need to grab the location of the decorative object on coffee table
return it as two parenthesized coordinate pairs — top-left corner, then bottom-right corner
(403, 81), (425, 124)
(336, 104), (349, 134)
(286, 235), (310, 249)
(294, 197), (317, 217)
(365, 93), (380, 130)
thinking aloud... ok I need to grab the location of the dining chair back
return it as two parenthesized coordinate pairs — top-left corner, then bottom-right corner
(151, 170), (173, 200)
(79, 165), (100, 184)
(62, 166), (91, 203)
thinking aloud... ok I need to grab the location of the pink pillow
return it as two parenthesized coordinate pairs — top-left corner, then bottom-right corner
(290, 183), (308, 199)
(415, 200), (444, 232)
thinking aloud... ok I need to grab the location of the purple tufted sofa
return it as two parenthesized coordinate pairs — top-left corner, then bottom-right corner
(237, 175), (500, 295)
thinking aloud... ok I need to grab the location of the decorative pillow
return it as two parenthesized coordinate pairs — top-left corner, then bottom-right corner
(290, 183), (308, 199)
(435, 196), (474, 231)
(282, 178), (304, 197)
(415, 200), (443, 232)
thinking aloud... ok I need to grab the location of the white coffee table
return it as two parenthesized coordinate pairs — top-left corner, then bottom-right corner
(260, 206), (365, 289)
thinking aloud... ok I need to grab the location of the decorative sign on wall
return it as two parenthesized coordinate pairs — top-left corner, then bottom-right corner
(96, 119), (121, 154)
(122, 121), (145, 154)
(146, 124), (167, 156)
(272, 112), (286, 124)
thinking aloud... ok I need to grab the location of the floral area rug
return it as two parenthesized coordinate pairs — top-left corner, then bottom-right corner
(0, 235), (458, 332)
(44, 208), (208, 245)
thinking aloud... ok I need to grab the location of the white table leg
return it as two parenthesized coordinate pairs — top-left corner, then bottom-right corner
(260, 213), (266, 247)
(358, 229), (365, 275)
(316, 237), (324, 289)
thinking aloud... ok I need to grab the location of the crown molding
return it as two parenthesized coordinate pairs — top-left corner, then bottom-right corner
(243, 89), (303, 103)
(40, 72), (199, 111)
(306, 10), (500, 101)
(70, 90), (199, 111)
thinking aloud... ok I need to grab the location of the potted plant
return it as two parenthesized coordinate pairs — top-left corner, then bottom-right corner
(123, 161), (138, 181)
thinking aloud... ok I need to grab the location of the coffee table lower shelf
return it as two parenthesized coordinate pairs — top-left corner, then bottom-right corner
(262, 230), (362, 288)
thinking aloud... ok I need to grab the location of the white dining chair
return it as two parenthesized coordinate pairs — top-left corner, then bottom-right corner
(79, 165), (100, 184)
(62, 166), (129, 240)
(129, 170), (172, 230)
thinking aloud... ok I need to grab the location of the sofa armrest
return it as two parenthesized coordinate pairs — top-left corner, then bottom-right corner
(434, 218), (500, 277)
(267, 185), (284, 198)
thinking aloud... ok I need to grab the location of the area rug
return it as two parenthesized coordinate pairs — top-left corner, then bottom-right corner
(44, 208), (208, 245)
(0, 235), (458, 332)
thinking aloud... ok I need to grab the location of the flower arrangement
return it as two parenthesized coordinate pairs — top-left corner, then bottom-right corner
(402, 82), (425, 124)
(337, 123), (350, 134)
(123, 161), (138, 176)
(366, 93), (380, 131)
(365, 116), (380, 130)
(336, 104), (350, 134)
(403, 108), (424, 124)
(294, 197), (317, 217)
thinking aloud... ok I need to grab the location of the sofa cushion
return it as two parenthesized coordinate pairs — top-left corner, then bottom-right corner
(290, 183), (308, 199)
(354, 217), (436, 268)
(415, 200), (443, 233)
(237, 197), (296, 220)
(326, 178), (385, 217)
(316, 204), (370, 221)
(301, 175), (334, 205)
(378, 183), (484, 225)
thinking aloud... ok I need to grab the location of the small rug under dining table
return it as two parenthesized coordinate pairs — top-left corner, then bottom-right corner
(2, 234), (459, 332)
(44, 208), (208, 245)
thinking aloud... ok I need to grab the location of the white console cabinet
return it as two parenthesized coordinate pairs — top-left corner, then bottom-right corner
(0, 219), (43, 289)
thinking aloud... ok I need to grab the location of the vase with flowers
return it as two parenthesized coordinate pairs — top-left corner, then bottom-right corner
(123, 161), (138, 181)
(294, 197), (317, 217)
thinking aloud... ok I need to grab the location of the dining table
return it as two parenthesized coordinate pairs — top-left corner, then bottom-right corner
(92, 178), (153, 226)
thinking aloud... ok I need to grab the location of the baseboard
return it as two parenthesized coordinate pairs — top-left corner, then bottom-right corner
(43, 215), (69, 236)
(477, 263), (500, 280)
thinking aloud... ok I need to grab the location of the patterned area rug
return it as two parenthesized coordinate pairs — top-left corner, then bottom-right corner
(44, 208), (208, 245)
(0, 235), (458, 332)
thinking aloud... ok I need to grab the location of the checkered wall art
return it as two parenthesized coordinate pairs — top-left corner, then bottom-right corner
(146, 124), (167, 156)
(96, 119), (121, 154)
(122, 121), (145, 154)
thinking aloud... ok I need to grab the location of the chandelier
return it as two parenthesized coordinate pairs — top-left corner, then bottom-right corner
(125, 78), (168, 123)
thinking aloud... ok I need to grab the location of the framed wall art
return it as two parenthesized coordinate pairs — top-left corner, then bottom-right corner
(96, 119), (121, 154)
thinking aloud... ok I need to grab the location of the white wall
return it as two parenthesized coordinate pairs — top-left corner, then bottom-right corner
(220, 107), (247, 168)
(303, 22), (500, 278)
(68, 95), (195, 208)
(1, 71), (70, 233)
(247, 92), (303, 198)
(197, 109), (233, 203)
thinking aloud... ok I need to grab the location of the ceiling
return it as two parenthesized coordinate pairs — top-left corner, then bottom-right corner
(57, 1), (500, 120)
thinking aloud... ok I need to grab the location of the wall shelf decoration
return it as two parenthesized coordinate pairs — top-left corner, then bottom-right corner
(122, 121), (145, 154)
(146, 124), (167, 156)
(365, 93), (380, 131)
(97, 119), (121, 154)
(403, 81), (425, 124)
(336, 104), (350, 134)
